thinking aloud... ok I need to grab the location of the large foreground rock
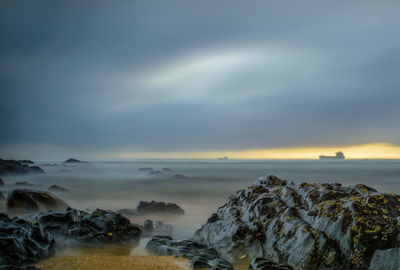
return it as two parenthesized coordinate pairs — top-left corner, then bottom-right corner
(0, 159), (44, 175)
(0, 213), (55, 266)
(195, 175), (400, 270)
(146, 235), (233, 270)
(36, 208), (141, 243)
(7, 189), (68, 215)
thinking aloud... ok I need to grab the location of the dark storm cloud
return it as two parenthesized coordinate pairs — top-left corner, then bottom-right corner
(1, 0), (400, 156)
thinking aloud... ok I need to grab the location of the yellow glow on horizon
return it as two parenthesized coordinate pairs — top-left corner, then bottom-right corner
(109, 143), (400, 159)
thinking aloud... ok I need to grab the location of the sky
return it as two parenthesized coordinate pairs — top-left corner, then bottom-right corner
(1, 1), (400, 159)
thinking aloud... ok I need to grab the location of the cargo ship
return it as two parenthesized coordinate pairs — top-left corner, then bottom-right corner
(319, 151), (345, 160)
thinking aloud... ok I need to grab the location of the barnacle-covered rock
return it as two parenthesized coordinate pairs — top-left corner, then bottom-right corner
(248, 257), (293, 270)
(195, 175), (400, 270)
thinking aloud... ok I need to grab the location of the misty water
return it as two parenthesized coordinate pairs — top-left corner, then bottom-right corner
(2, 159), (400, 257)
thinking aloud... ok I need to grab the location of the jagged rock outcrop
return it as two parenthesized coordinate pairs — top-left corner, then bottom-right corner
(7, 189), (68, 215)
(195, 175), (400, 270)
(0, 159), (44, 175)
(0, 213), (55, 266)
(146, 235), (233, 270)
(137, 201), (184, 215)
(35, 208), (141, 243)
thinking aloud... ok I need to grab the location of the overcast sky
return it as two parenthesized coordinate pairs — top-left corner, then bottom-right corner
(1, 1), (400, 158)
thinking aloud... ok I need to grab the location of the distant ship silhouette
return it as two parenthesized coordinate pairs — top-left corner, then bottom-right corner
(218, 156), (229, 160)
(319, 151), (345, 160)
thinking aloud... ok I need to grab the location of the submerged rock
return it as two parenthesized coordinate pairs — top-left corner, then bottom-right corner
(0, 178), (4, 186)
(0, 213), (55, 266)
(0, 159), (44, 175)
(36, 208), (141, 243)
(137, 201), (184, 215)
(195, 175), (400, 270)
(146, 235), (233, 270)
(248, 258), (293, 270)
(7, 189), (68, 215)
(48, 185), (68, 192)
(0, 192), (4, 201)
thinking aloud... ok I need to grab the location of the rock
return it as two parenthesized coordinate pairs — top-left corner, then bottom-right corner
(195, 175), (400, 269)
(116, 208), (137, 216)
(0, 213), (55, 266)
(0, 192), (4, 201)
(142, 219), (154, 236)
(248, 258), (293, 270)
(136, 201), (184, 215)
(63, 158), (84, 164)
(36, 208), (141, 243)
(0, 178), (4, 186)
(146, 235), (233, 270)
(7, 189), (68, 215)
(14, 181), (33, 186)
(138, 168), (154, 172)
(162, 168), (173, 174)
(48, 185), (68, 192)
(173, 174), (185, 179)
(0, 159), (44, 175)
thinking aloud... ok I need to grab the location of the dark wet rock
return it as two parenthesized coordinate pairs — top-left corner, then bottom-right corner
(0, 159), (44, 175)
(146, 235), (233, 270)
(35, 207), (85, 237)
(7, 189), (68, 215)
(142, 219), (154, 236)
(0, 213), (55, 266)
(195, 175), (400, 269)
(248, 258), (293, 270)
(48, 185), (68, 192)
(116, 208), (137, 216)
(36, 208), (141, 243)
(14, 181), (33, 186)
(148, 170), (166, 177)
(173, 174), (186, 179)
(63, 158), (84, 164)
(0, 192), (4, 201)
(0, 266), (41, 270)
(137, 201), (184, 215)
(0, 178), (4, 186)
(18, 160), (34, 165)
(162, 168), (173, 174)
(138, 167), (154, 172)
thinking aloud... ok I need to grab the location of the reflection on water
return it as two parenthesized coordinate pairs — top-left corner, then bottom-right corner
(2, 159), (400, 256)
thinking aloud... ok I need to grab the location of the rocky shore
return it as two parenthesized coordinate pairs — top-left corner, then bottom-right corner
(2, 174), (400, 270)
